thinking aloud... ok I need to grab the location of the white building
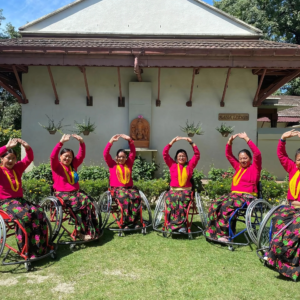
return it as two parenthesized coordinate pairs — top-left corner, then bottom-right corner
(0, 0), (300, 179)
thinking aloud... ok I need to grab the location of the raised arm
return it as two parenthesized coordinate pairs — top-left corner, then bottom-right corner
(50, 142), (63, 171)
(15, 140), (34, 174)
(163, 137), (179, 167)
(225, 143), (239, 169)
(127, 139), (136, 166)
(103, 135), (120, 168)
(72, 134), (86, 169)
(247, 140), (262, 171)
(277, 130), (299, 173)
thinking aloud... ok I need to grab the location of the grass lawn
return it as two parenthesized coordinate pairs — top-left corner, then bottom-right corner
(0, 211), (298, 300)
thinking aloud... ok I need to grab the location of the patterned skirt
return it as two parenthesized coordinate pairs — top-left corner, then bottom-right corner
(110, 187), (141, 227)
(0, 198), (48, 258)
(165, 189), (192, 232)
(205, 192), (255, 240)
(55, 191), (100, 239)
(266, 205), (300, 281)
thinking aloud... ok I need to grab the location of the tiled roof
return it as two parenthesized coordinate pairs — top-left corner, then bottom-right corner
(277, 95), (300, 117)
(0, 38), (299, 51)
(258, 116), (300, 122)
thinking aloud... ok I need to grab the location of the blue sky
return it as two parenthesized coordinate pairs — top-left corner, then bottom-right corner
(1, 0), (215, 30)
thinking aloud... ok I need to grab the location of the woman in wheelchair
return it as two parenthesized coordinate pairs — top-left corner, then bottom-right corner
(206, 132), (262, 243)
(0, 138), (48, 258)
(265, 129), (300, 280)
(163, 136), (200, 232)
(103, 134), (141, 229)
(50, 134), (100, 241)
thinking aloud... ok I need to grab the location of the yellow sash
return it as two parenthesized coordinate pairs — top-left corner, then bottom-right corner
(231, 191), (257, 197)
(289, 170), (300, 200)
(62, 164), (75, 185)
(116, 164), (131, 185)
(178, 164), (188, 187)
(232, 167), (247, 186)
(1, 167), (19, 192)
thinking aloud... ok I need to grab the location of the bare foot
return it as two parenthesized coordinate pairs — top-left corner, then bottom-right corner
(78, 233), (92, 241)
(135, 224), (140, 229)
(124, 226), (129, 229)
(218, 237), (229, 242)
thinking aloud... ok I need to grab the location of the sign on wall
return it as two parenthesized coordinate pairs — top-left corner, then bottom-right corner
(218, 113), (249, 121)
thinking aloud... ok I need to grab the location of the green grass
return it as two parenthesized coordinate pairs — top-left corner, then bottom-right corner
(0, 212), (298, 300)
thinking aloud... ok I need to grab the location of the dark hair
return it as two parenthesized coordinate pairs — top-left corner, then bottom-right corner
(1, 149), (17, 158)
(238, 149), (252, 160)
(60, 148), (75, 168)
(295, 148), (300, 160)
(174, 149), (189, 163)
(116, 149), (127, 157)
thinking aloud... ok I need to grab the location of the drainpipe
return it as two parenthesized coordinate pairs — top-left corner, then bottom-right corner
(134, 55), (142, 82)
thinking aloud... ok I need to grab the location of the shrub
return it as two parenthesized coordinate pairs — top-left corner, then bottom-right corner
(261, 169), (277, 181)
(78, 165), (109, 181)
(202, 178), (232, 199)
(132, 155), (159, 181)
(0, 127), (21, 159)
(22, 179), (51, 204)
(261, 180), (287, 204)
(192, 169), (205, 192)
(22, 163), (53, 184)
(208, 166), (234, 181)
(79, 179), (109, 198)
(135, 179), (169, 201)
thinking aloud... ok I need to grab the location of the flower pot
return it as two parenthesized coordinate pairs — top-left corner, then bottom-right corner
(221, 132), (230, 137)
(187, 133), (195, 137)
(48, 130), (56, 135)
(83, 130), (90, 136)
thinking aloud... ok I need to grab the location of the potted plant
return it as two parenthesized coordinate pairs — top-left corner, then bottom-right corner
(39, 115), (68, 135)
(180, 120), (204, 137)
(216, 123), (234, 137)
(74, 117), (96, 136)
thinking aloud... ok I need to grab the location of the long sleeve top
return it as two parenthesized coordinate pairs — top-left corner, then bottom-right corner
(226, 140), (262, 195)
(103, 140), (136, 187)
(277, 139), (300, 201)
(0, 145), (34, 200)
(50, 142), (85, 192)
(163, 143), (200, 188)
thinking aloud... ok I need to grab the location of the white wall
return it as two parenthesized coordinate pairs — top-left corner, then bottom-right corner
(22, 66), (258, 176)
(22, 0), (258, 36)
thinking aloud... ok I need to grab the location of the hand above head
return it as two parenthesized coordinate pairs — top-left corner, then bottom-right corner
(109, 134), (120, 144)
(228, 134), (238, 145)
(60, 134), (71, 144)
(72, 134), (84, 144)
(119, 134), (131, 141)
(180, 137), (193, 143)
(6, 138), (18, 150)
(237, 132), (250, 143)
(169, 136), (180, 146)
(17, 139), (30, 150)
(281, 129), (300, 141)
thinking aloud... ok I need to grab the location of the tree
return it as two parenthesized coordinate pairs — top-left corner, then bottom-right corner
(4, 22), (21, 38)
(213, 0), (300, 95)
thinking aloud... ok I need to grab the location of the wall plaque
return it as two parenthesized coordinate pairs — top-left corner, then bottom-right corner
(218, 113), (249, 121)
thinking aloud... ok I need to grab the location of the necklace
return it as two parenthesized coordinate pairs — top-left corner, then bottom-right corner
(232, 167), (247, 186)
(62, 164), (75, 185)
(116, 164), (131, 184)
(1, 167), (19, 192)
(177, 164), (188, 187)
(290, 170), (300, 200)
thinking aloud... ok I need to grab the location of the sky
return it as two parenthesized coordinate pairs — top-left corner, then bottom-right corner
(0, 0), (215, 30)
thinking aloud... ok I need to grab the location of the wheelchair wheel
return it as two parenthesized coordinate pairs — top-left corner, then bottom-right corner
(45, 215), (53, 245)
(98, 191), (112, 229)
(153, 191), (167, 230)
(245, 199), (272, 246)
(0, 215), (6, 257)
(195, 192), (208, 229)
(39, 196), (63, 243)
(256, 205), (284, 259)
(138, 190), (152, 227)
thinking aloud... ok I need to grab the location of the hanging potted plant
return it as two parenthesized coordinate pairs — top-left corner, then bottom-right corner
(216, 122), (234, 137)
(39, 115), (68, 135)
(180, 120), (204, 137)
(74, 117), (96, 136)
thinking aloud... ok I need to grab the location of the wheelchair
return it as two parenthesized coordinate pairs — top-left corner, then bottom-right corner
(98, 188), (152, 237)
(152, 189), (208, 239)
(205, 182), (272, 250)
(0, 208), (56, 271)
(39, 188), (104, 249)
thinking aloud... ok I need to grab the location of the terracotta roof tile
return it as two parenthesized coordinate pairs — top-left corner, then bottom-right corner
(277, 95), (300, 117)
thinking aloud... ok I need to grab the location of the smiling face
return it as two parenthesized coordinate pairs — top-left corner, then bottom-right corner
(177, 151), (187, 165)
(296, 153), (300, 169)
(60, 151), (73, 166)
(238, 152), (251, 168)
(116, 151), (127, 165)
(1, 153), (17, 169)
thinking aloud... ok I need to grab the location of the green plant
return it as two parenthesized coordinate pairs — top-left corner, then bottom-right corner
(79, 179), (109, 198)
(180, 120), (204, 136)
(78, 165), (109, 181)
(132, 155), (159, 181)
(216, 123), (234, 135)
(39, 115), (68, 133)
(0, 127), (21, 159)
(261, 180), (287, 205)
(208, 166), (235, 181)
(22, 163), (53, 184)
(202, 178), (232, 199)
(22, 179), (51, 204)
(135, 179), (169, 200)
(260, 169), (277, 181)
(192, 169), (205, 192)
(74, 117), (96, 135)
